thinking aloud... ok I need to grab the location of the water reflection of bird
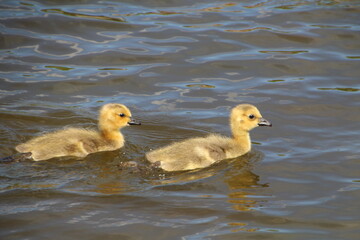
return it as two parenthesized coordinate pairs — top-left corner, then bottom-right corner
(224, 151), (269, 212)
(146, 104), (271, 171)
(14, 103), (141, 161)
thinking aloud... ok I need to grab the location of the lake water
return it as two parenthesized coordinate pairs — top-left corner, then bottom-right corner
(1, 0), (359, 239)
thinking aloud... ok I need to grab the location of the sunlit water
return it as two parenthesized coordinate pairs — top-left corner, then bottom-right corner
(1, 0), (359, 239)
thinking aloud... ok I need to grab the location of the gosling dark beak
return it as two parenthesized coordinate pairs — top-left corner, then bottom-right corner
(258, 118), (272, 127)
(128, 117), (141, 126)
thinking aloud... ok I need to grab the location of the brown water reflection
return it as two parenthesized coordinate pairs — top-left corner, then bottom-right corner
(1, 0), (360, 239)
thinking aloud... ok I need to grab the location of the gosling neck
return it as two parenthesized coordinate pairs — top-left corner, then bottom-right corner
(232, 130), (251, 150)
(99, 125), (123, 142)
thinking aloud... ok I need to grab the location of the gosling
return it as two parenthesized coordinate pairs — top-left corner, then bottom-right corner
(15, 103), (141, 161)
(146, 104), (271, 171)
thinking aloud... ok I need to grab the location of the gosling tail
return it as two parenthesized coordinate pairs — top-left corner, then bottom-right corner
(0, 152), (32, 163)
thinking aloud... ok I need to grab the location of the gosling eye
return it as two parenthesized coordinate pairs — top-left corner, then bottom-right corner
(248, 114), (255, 119)
(119, 113), (125, 117)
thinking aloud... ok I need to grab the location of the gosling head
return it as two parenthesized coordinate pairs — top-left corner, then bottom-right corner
(98, 103), (141, 131)
(231, 104), (272, 133)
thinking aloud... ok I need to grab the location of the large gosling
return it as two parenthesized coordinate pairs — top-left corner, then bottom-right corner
(15, 103), (141, 161)
(146, 104), (271, 171)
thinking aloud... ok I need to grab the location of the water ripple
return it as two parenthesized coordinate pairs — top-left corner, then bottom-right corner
(1, 1), (360, 239)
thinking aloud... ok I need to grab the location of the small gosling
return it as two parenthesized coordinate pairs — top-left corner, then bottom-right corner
(15, 103), (140, 161)
(146, 104), (271, 171)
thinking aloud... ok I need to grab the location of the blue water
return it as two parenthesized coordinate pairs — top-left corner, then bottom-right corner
(1, 0), (359, 239)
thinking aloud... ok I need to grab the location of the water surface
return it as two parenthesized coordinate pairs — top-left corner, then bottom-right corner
(1, 0), (359, 239)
